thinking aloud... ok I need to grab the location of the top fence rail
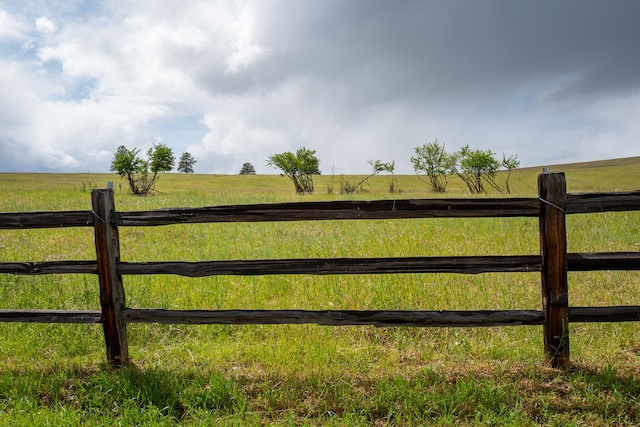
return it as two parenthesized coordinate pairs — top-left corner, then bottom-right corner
(1, 191), (639, 230)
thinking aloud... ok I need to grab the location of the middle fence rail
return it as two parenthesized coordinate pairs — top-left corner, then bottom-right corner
(1, 172), (640, 368)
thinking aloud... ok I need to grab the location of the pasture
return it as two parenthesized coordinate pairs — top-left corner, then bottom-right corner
(0, 158), (639, 426)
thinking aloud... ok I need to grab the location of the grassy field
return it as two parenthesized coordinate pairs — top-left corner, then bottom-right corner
(0, 157), (639, 426)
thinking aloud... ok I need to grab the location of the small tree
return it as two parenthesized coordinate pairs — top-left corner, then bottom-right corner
(177, 152), (196, 173)
(267, 147), (320, 194)
(339, 160), (391, 194)
(327, 165), (337, 195)
(411, 139), (452, 193)
(449, 145), (501, 194)
(239, 162), (256, 175)
(110, 143), (174, 196)
(502, 154), (520, 194)
(381, 161), (399, 193)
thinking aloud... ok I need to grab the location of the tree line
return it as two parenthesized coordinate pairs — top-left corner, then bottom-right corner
(110, 140), (519, 196)
(266, 140), (519, 195)
(410, 139), (520, 194)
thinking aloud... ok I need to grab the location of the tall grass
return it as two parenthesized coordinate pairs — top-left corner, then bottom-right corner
(0, 159), (639, 425)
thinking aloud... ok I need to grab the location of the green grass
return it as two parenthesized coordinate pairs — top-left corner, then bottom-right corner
(0, 157), (639, 425)
(0, 361), (639, 425)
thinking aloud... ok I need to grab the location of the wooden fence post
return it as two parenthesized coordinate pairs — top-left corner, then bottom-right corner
(92, 189), (128, 366)
(538, 172), (569, 368)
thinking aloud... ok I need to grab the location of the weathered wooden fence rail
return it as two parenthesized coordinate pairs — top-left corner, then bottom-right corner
(1, 172), (639, 368)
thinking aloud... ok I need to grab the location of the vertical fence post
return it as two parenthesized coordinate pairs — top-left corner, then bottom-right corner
(92, 189), (128, 366)
(538, 172), (569, 368)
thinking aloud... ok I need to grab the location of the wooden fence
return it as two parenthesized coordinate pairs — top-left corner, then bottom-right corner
(1, 172), (639, 368)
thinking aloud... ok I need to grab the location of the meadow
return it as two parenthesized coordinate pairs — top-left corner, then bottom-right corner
(0, 158), (639, 426)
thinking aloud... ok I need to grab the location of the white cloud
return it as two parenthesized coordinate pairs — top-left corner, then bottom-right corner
(224, 4), (267, 73)
(0, 56), (173, 172)
(193, 110), (289, 174)
(35, 16), (56, 34)
(0, 9), (29, 41)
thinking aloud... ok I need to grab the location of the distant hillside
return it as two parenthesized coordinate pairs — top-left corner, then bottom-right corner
(521, 156), (640, 171)
(515, 156), (639, 192)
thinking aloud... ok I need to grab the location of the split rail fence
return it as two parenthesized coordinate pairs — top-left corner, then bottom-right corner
(1, 172), (639, 368)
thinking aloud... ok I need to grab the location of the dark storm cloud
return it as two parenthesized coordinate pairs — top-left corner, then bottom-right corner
(236, 1), (640, 107)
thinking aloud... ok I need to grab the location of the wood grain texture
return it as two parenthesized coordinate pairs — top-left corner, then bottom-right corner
(121, 308), (545, 327)
(92, 189), (128, 366)
(0, 309), (102, 323)
(569, 306), (640, 323)
(1, 252), (636, 277)
(4, 306), (637, 326)
(0, 261), (97, 275)
(539, 172), (570, 368)
(0, 252), (640, 277)
(567, 252), (640, 271)
(0, 190), (636, 231)
(0, 211), (94, 229)
(567, 191), (640, 213)
(117, 255), (542, 277)
(115, 198), (541, 226)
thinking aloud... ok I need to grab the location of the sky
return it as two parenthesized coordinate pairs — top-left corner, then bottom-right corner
(1, 1), (639, 175)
